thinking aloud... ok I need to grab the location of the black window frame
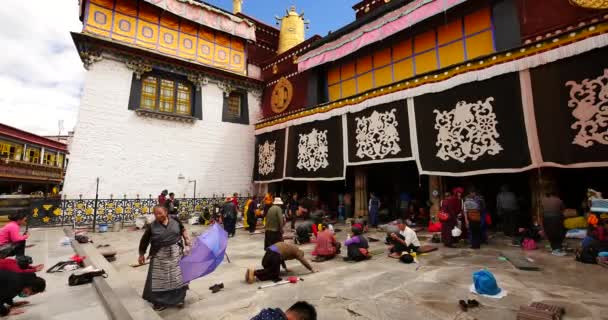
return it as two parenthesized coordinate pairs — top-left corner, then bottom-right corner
(128, 69), (203, 120)
(222, 90), (249, 125)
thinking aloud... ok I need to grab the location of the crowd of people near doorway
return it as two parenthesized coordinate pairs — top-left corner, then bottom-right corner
(0, 212), (47, 317)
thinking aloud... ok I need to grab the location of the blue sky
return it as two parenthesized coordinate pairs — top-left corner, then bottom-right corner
(207, 0), (356, 39)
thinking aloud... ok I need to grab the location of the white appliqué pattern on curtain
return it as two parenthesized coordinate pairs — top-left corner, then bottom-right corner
(258, 140), (276, 176)
(297, 128), (329, 172)
(355, 109), (401, 160)
(434, 97), (502, 163)
(565, 68), (608, 148)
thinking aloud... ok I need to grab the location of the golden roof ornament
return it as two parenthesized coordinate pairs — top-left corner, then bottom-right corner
(569, 0), (608, 9)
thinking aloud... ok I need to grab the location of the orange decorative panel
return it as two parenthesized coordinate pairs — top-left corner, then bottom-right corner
(439, 41), (465, 68)
(394, 58), (414, 81)
(414, 30), (436, 53)
(466, 30), (494, 59)
(83, 0), (247, 74)
(356, 55), (373, 74)
(374, 65), (393, 87)
(374, 47), (392, 68)
(325, 7), (495, 101)
(356, 72), (374, 93)
(438, 19), (462, 45)
(465, 7), (492, 35)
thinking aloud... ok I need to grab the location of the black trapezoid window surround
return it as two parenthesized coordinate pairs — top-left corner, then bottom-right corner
(222, 90), (249, 125)
(128, 69), (203, 122)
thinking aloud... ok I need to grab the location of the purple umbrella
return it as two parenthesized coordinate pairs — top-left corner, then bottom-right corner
(180, 223), (228, 283)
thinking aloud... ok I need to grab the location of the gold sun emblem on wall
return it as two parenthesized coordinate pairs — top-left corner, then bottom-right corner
(271, 77), (294, 114)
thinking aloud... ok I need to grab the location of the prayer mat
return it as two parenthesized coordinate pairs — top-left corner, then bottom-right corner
(500, 252), (540, 271)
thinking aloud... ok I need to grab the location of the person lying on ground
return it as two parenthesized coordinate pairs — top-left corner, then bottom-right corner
(0, 213), (29, 258)
(311, 225), (340, 262)
(250, 301), (317, 320)
(388, 220), (420, 258)
(344, 225), (370, 262)
(0, 256), (43, 274)
(0, 270), (46, 317)
(246, 242), (316, 283)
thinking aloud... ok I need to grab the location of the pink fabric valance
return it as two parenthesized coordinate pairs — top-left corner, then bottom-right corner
(297, 0), (467, 72)
(144, 0), (256, 41)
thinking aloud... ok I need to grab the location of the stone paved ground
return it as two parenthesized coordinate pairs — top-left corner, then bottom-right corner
(13, 228), (110, 320)
(92, 223), (608, 320)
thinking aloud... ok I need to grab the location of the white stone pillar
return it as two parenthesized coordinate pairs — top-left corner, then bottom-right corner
(40, 148), (45, 165)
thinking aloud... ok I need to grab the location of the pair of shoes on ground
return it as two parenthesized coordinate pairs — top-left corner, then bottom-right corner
(551, 249), (567, 257)
(209, 283), (224, 293)
(459, 299), (480, 312)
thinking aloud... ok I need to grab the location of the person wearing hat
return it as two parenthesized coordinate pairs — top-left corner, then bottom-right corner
(222, 197), (238, 238)
(265, 198), (285, 249)
(343, 225), (370, 261)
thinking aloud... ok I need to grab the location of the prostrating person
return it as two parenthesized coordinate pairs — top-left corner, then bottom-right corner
(388, 220), (421, 258)
(0, 213), (29, 258)
(0, 270), (46, 317)
(246, 242), (315, 283)
(250, 301), (317, 320)
(312, 226), (340, 262)
(0, 256), (43, 273)
(139, 206), (191, 311)
(344, 225), (370, 262)
(265, 198), (285, 249)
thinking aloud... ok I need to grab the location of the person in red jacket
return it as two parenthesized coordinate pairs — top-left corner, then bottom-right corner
(0, 257), (43, 273)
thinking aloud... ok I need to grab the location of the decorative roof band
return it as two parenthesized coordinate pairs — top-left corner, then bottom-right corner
(255, 20), (608, 132)
(569, 0), (608, 9)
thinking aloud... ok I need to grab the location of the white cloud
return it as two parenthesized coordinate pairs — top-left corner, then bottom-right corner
(0, 0), (84, 136)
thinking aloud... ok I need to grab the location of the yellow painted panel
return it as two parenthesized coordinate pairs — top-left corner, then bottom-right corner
(231, 38), (245, 51)
(437, 18), (463, 44)
(438, 41), (465, 68)
(341, 60), (356, 80)
(414, 30), (436, 53)
(159, 27), (179, 49)
(136, 39), (157, 49)
(84, 25), (111, 38)
(341, 78), (357, 98)
(137, 19), (159, 45)
(180, 21), (198, 36)
(111, 33), (136, 44)
(357, 72), (373, 93)
(215, 45), (230, 64)
(179, 32), (197, 55)
(90, 0), (114, 9)
(394, 58), (413, 81)
(415, 50), (438, 74)
(86, 4), (113, 32)
(231, 50), (245, 70)
(198, 39), (214, 61)
(356, 55), (372, 74)
(113, 13), (137, 38)
(373, 47), (392, 68)
(328, 84), (341, 101)
(374, 65), (393, 87)
(327, 65), (341, 85)
(465, 30), (494, 59)
(160, 14), (179, 29)
(199, 28), (215, 41)
(393, 39), (412, 61)
(465, 7), (492, 35)
(139, 3), (160, 23)
(216, 33), (231, 47)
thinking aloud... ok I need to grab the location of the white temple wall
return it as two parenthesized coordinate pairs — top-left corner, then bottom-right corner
(63, 59), (260, 199)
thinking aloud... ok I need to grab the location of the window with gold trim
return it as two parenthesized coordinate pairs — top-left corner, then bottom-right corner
(43, 152), (56, 166)
(222, 91), (249, 124)
(0, 140), (21, 160)
(56, 153), (65, 168)
(134, 73), (193, 116)
(27, 148), (40, 164)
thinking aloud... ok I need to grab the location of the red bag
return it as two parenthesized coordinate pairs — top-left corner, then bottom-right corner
(428, 221), (442, 233)
(438, 211), (449, 222)
(485, 213), (492, 226)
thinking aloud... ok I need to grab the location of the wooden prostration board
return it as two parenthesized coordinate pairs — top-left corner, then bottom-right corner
(500, 252), (541, 271)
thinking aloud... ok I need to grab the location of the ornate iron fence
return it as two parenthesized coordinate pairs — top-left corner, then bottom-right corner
(27, 196), (249, 228)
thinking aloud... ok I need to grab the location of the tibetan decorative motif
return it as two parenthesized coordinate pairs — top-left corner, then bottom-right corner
(569, 0), (608, 9)
(355, 109), (401, 160)
(565, 69), (608, 148)
(271, 77), (294, 114)
(80, 50), (103, 70)
(187, 73), (209, 91)
(217, 81), (235, 97)
(434, 98), (502, 163)
(257, 140), (276, 175)
(297, 128), (329, 172)
(125, 59), (153, 79)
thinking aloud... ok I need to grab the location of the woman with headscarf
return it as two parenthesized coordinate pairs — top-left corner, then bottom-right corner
(139, 206), (191, 311)
(440, 191), (461, 248)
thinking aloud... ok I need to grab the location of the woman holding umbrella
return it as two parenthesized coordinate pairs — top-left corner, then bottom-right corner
(139, 206), (191, 311)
